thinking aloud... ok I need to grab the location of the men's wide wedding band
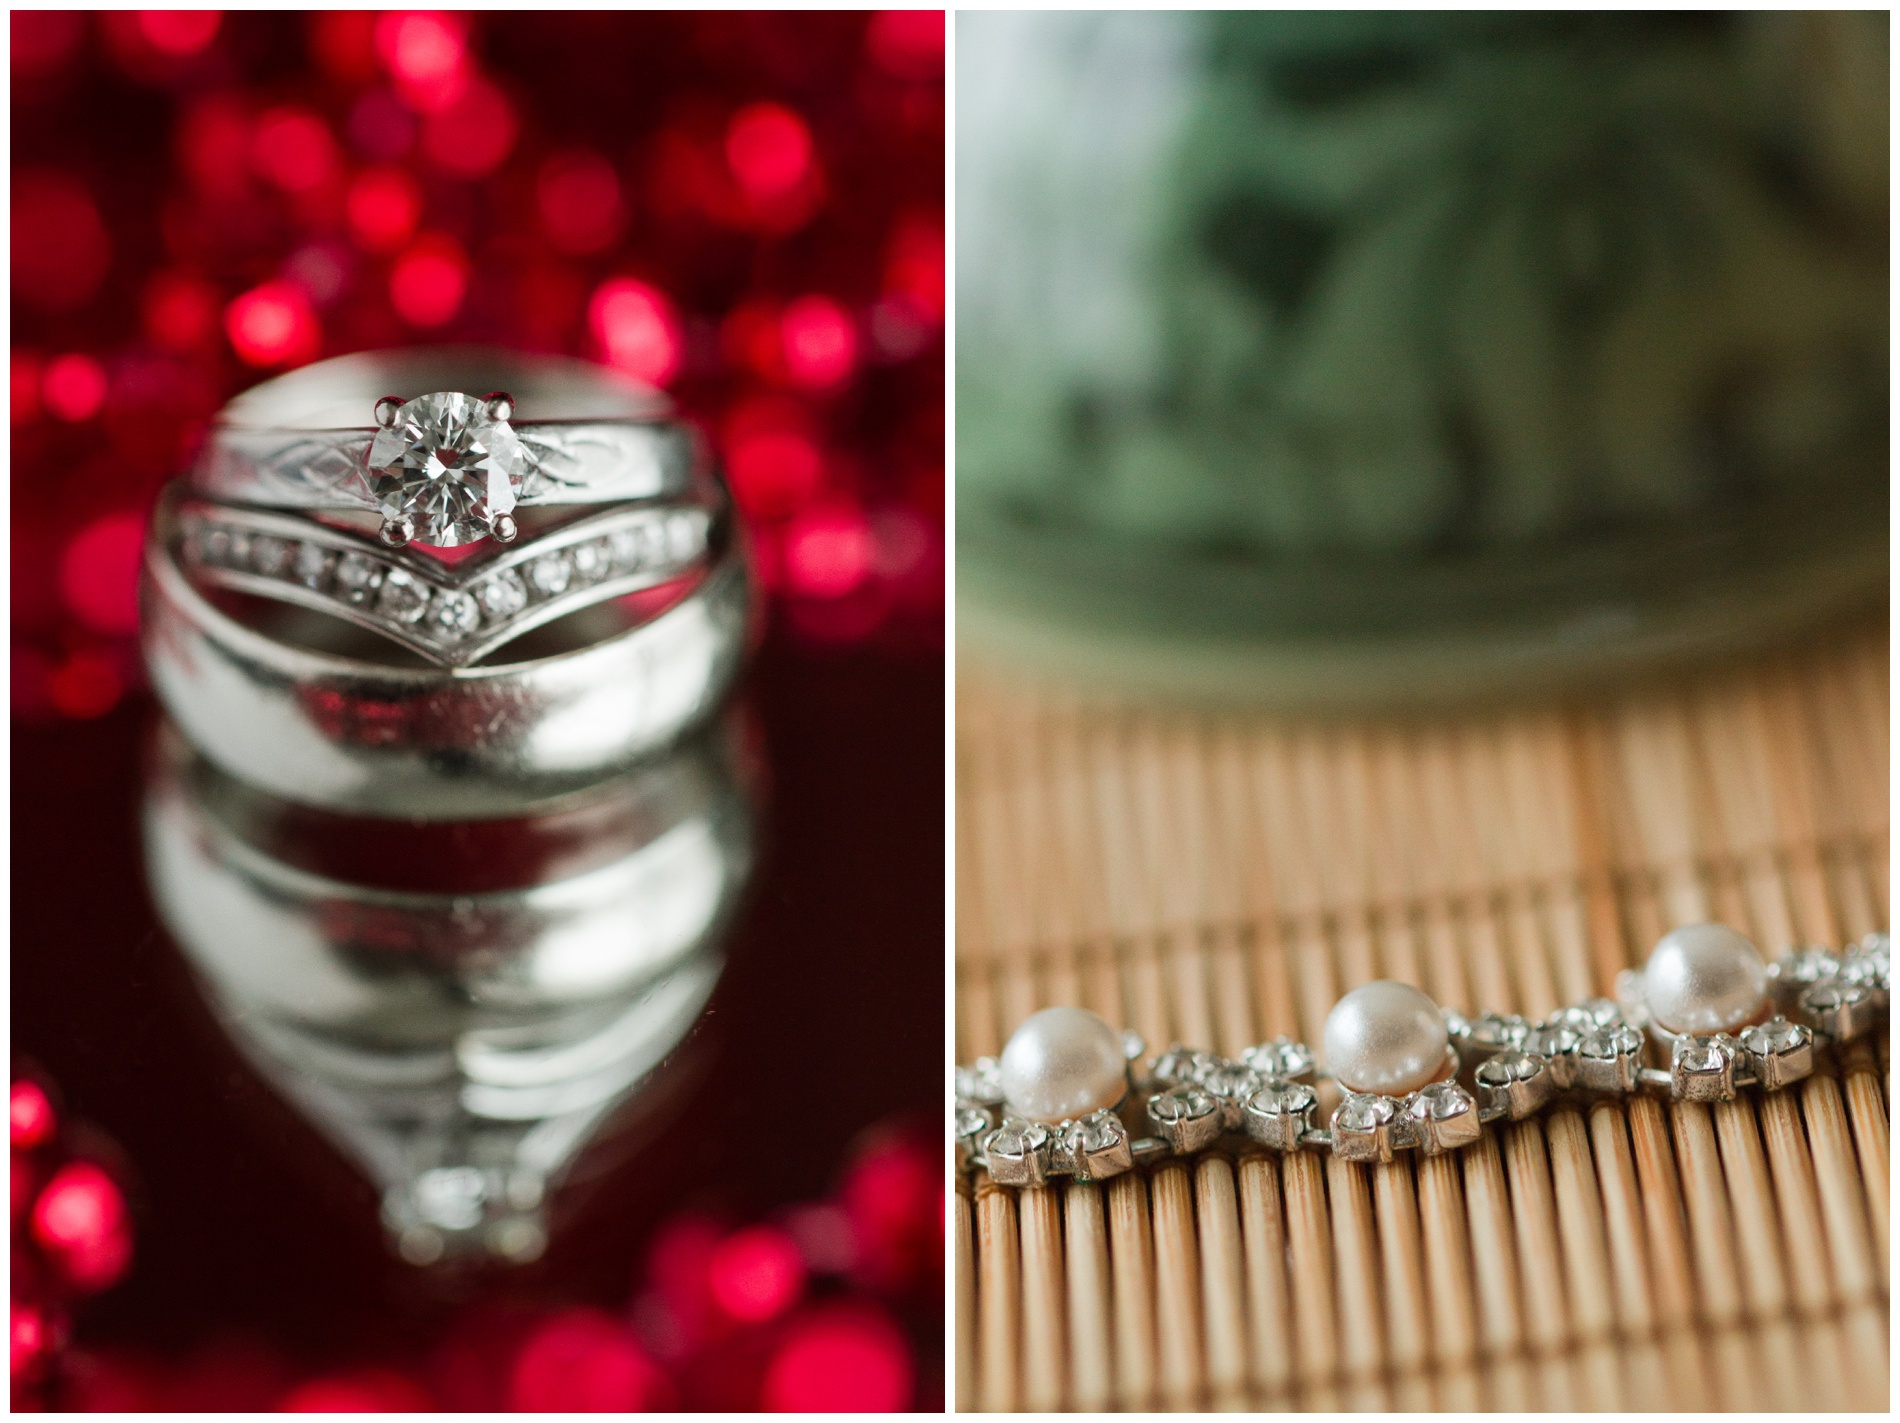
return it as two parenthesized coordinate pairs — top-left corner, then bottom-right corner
(191, 348), (701, 548)
(141, 517), (752, 820)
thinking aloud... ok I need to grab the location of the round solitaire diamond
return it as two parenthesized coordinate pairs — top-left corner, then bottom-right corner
(527, 554), (572, 598)
(250, 535), (291, 576)
(334, 553), (384, 605)
(377, 568), (430, 623)
(476, 570), (528, 619)
(1335, 1093), (1396, 1131)
(431, 588), (480, 641)
(293, 541), (332, 588)
(363, 391), (530, 547)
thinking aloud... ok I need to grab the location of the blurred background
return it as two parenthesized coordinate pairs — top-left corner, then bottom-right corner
(957, 10), (1885, 705)
(13, 10), (942, 1411)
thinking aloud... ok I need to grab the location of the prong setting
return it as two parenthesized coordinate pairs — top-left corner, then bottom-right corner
(378, 516), (416, 549)
(373, 395), (405, 427)
(484, 391), (515, 422)
(490, 513), (519, 544)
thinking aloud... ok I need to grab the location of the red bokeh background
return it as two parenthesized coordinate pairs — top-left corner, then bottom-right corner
(13, 8), (944, 721)
(12, 11), (944, 1411)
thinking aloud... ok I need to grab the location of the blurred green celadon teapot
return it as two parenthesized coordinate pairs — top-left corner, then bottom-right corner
(957, 11), (1887, 706)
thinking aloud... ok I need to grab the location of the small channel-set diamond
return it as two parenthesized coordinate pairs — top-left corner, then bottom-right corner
(183, 507), (709, 654)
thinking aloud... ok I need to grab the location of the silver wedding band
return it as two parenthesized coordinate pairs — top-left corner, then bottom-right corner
(143, 347), (753, 818)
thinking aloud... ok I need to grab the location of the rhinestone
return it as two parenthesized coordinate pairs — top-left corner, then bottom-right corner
(1149, 1088), (1215, 1123)
(1411, 1080), (1473, 1121)
(293, 541), (333, 588)
(1152, 1047), (1219, 1087)
(1241, 1038), (1315, 1080)
(249, 534), (292, 576)
(1677, 1037), (1732, 1074)
(1465, 1013), (1530, 1050)
(1579, 1024), (1642, 1059)
(1071, 1112), (1122, 1152)
(333, 553), (384, 605)
(1476, 1050), (1542, 1085)
(955, 1058), (1004, 1105)
(1552, 998), (1624, 1031)
(569, 538), (611, 583)
(1741, 1019), (1807, 1055)
(987, 1121), (1049, 1156)
(364, 391), (530, 547)
(1248, 1081), (1315, 1116)
(227, 529), (253, 566)
(1802, 981), (1868, 1011)
(201, 526), (232, 564)
(377, 568), (430, 623)
(1525, 1024), (1579, 1059)
(1839, 949), (1887, 992)
(955, 1106), (991, 1140)
(527, 554), (571, 597)
(1778, 949), (1841, 985)
(1121, 1030), (1147, 1062)
(1335, 1093), (1396, 1131)
(1204, 1064), (1263, 1104)
(431, 588), (480, 641)
(476, 569), (528, 619)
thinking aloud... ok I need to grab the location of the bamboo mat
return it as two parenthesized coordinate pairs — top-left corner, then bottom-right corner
(954, 622), (1890, 1411)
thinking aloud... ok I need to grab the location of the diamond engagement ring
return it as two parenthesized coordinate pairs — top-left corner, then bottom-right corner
(143, 347), (753, 817)
(192, 348), (698, 548)
(957, 924), (1888, 1183)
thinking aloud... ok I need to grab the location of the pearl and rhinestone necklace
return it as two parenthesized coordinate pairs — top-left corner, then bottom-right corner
(956, 924), (1889, 1187)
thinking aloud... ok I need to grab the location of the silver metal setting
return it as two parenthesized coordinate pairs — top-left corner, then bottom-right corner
(1473, 1049), (1558, 1121)
(194, 352), (698, 522)
(1671, 1034), (1741, 1102)
(178, 497), (715, 669)
(957, 933), (1885, 1183)
(142, 498), (751, 819)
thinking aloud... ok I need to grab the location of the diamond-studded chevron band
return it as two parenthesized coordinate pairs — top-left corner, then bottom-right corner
(173, 495), (717, 668)
(957, 930), (1888, 1187)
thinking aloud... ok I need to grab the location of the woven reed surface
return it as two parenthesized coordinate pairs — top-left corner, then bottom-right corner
(955, 624), (1890, 1411)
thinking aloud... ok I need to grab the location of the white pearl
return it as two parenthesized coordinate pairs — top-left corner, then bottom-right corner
(1322, 981), (1450, 1096)
(999, 1006), (1128, 1124)
(1644, 923), (1767, 1034)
